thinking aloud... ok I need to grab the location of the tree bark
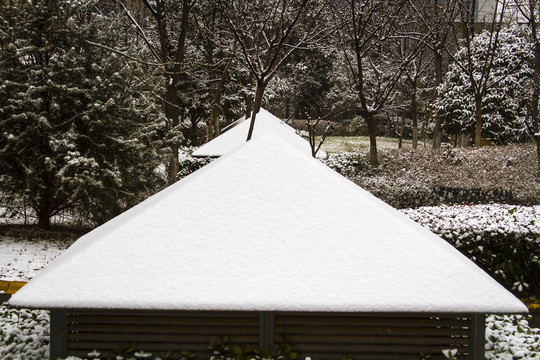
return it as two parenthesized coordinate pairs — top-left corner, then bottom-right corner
(532, 15), (540, 177)
(474, 93), (482, 146)
(246, 80), (265, 141)
(155, 0), (191, 184)
(398, 117), (405, 149)
(165, 82), (180, 182)
(411, 79), (418, 149)
(365, 112), (379, 168)
(37, 198), (51, 230)
(432, 49), (444, 148)
(37, 177), (52, 230)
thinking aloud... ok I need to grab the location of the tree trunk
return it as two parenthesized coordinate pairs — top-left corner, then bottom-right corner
(165, 81), (180, 184)
(532, 36), (540, 178)
(245, 73), (254, 119)
(432, 49), (444, 148)
(422, 104), (428, 147)
(213, 107), (220, 137)
(37, 186), (51, 230)
(247, 80), (265, 141)
(411, 79), (418, 149)
(37, 207), (50, 230)
(155, 0), (191, 185)
(365, 112), (379, 168)
(398, 117), (405, 149)
(536, 136), (540, 179)
(474, 93), (482, 146)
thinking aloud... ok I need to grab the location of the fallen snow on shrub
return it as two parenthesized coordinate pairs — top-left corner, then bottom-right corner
(402, 204), (540, 296)
(402, 204), (540, 236)
(485, 314), (540, 360)
(323, 152), (369, 177)
(0, 304), (49, 360)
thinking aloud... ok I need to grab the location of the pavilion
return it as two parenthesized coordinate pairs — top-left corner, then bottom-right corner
(10, 134), (526, 359)
(192, 108), (326, 158)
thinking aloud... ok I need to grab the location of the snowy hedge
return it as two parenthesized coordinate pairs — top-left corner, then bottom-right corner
(323, 152), (369, 177)
(336, 144), (540, 209)
(403, 205), (540, 296)
(0, 305), (49, 360)
(485, 315), (540, 360)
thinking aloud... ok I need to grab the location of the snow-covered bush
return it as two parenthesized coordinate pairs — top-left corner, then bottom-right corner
(348, 143), (540, 208)
(0, 304), (49, 360)
(177, 147), (214, 180)
(434, 25), (534, 144)
(485, 314), (540, 360)
(361, 176), (440, 209)
(323, 152), (369, 177)
(403, 205), (540, 296)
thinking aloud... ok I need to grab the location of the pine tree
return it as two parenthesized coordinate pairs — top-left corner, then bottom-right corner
(0, 0), (166, 228)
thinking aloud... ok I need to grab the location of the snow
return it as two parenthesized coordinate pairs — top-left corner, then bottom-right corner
(403, 204), (540, 237)
(485, 314), (540, 360)
(0, 237), (73, 282)
(9, 134), (526, 313)
(192, 108), (326, 158)
(0, 305), (49, 360)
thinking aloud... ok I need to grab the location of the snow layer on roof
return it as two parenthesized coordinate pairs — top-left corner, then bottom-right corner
(10, 134), (526, 313)
(192, 108), (326, 158)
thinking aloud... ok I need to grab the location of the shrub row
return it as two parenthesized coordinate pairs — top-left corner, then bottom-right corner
(324, 143), (540, 209)
(403, 205), (540, 297)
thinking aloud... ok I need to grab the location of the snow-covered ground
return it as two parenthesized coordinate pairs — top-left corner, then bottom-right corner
(0, 237), (74, 281)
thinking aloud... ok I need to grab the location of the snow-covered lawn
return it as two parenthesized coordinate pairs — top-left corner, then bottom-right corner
(319, 135), (412, 153)
(0, 237), (74, 282)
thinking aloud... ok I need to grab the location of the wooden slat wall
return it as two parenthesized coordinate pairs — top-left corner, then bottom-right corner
(66, 310), (259, 359)
(274, 312), (472, 360)
(64, 311), (475, 360)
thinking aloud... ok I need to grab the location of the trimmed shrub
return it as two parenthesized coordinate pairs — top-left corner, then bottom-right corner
(334, 143), (540, 209)
(323, 152), (370, 177)
(403, 205), (540, 297)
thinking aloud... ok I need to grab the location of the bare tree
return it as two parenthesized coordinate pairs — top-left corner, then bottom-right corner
(403, 47), (431, 149)
(408, 0), (460, 148)
(331, 0), (426, 167)
(217, 0), (327, 141)
(513, 0), (540, 176)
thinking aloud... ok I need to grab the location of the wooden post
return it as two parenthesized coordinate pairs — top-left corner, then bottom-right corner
(258, 311), (275, 348)
(50, 309), (68, 359)
(471, 314), (486, 360)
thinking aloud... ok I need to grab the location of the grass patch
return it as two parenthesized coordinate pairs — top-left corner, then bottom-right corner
(319, 136), (412, 153)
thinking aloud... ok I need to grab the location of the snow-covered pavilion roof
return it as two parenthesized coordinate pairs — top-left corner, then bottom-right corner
(10, 134), (526, 313)
(192, 108), (326, 158)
